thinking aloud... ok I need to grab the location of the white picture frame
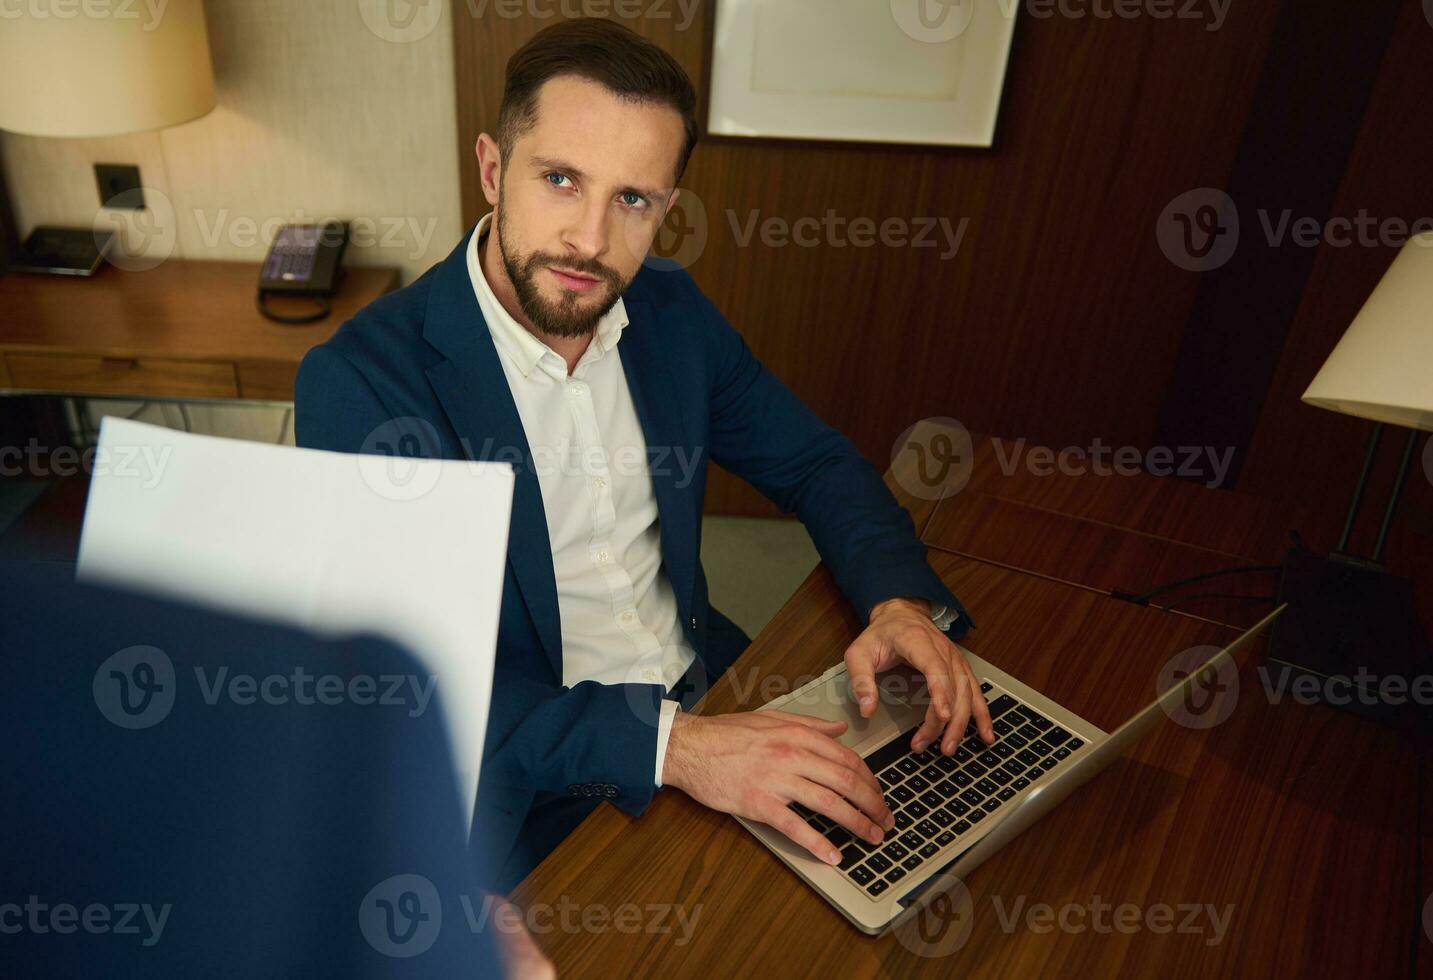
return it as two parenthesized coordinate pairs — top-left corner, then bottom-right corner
(706, 0), (1019, 148)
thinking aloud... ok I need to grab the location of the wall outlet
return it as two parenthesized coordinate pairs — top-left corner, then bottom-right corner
(95, 164), (145, 210)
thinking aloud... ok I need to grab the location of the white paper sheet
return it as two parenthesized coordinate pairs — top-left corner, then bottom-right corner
(76, 417), (514, 830)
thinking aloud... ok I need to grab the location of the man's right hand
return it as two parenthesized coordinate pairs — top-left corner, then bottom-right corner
(660, 710), (894, 865)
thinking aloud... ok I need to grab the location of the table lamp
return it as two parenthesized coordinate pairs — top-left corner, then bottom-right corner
(0, 0), (216, 275)
(1265, 232), (1433, 730)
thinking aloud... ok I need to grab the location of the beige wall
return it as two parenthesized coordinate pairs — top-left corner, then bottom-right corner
(0, 0), (465, 443)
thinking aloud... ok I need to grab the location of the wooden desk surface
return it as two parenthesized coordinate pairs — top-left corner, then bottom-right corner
(514, 426), (1424, 978)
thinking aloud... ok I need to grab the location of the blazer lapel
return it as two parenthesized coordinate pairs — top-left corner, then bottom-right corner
(618, 296), (698, 627)
(421, 230), (563, 677)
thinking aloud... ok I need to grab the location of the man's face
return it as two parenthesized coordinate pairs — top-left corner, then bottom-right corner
(493, 75), (684, 338)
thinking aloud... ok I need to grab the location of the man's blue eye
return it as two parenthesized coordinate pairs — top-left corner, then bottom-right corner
(622, 192), (645, 208)
(546, 173), (569, 187)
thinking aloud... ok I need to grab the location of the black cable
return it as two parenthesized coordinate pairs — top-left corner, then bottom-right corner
(1110, 563), (1282, 606)
(256, 290), (331, 325)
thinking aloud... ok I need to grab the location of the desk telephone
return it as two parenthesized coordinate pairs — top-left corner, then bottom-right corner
(256, 222), (350, 324)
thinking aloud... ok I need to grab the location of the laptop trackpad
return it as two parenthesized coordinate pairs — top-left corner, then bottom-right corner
(772, 664), (929, 754)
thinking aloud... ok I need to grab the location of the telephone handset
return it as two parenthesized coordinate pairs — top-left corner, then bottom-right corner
(256, 221), (350, 324)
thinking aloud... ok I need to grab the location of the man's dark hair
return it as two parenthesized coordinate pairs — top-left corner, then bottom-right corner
(496, 18), (699, 185)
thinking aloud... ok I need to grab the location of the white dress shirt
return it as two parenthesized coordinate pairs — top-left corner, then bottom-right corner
(468, 213), (687, 786)
(467, 213), (958, 788)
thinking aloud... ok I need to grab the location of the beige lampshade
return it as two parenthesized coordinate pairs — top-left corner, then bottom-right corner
(1302, 231), (1433, 432)
(0, 0), (215, 138)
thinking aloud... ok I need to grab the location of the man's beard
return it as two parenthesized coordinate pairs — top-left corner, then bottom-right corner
(496, 205), (629, 339)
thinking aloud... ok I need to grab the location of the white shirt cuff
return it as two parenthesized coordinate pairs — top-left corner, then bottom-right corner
(931, 603), (960, 632)
(654, 699), (680, 787)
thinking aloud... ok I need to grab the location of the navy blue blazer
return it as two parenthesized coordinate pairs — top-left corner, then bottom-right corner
(294, 226), (973, 865)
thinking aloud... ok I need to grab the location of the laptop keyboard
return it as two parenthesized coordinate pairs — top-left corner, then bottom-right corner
(789, 681), (1086, 899)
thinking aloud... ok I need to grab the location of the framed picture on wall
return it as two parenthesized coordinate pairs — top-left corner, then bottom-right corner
(706, 0), (1018, 148)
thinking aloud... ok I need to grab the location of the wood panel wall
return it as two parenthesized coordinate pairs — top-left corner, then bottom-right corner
(1152, 0), (1406, 485)
(450, 1), (1422, 530)
(1239, 0), (1433, 585)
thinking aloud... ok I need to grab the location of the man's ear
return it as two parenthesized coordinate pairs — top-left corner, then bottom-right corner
(663, 187), (682, 221)
(475, 133), (502, 207)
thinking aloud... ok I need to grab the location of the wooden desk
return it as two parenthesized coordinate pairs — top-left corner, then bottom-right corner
(0, 260), (399, 402)
(514, 425), (1424, 978)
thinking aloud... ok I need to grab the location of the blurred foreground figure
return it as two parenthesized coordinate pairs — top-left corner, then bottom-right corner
(0, 561), (549, 978)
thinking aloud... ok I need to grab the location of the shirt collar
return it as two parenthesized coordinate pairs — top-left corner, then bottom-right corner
(466, 212), (628, 379)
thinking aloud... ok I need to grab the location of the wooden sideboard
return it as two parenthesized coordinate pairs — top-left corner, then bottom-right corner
(0, 260), (400, 402)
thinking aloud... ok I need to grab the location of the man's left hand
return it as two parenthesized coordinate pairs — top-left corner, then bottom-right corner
(842, 597), (994, 756)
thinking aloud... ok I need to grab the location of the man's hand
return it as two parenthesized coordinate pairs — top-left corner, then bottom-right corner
(844, 596), (994, 756)
(484, 893), (556, 980)
(661, 710), (895, 865)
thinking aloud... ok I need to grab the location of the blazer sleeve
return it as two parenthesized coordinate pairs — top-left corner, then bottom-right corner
(295, 344), (666, 819)
(686, 282), (975, 636)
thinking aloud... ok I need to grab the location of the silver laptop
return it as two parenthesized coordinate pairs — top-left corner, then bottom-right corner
(736, 606), (1284, 935)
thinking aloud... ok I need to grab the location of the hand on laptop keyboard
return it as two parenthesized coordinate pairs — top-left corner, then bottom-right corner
(844, 597), (996, 756)
(823, 683), (1089, 899)
(661, 710), (896, 866)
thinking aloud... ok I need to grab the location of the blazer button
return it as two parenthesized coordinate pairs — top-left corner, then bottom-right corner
(567, 784), (581, 797)
(603, 784), (618, 798)
(690, 616), (697, 629)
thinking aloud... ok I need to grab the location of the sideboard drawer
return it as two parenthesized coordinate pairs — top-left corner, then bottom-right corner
(237, 360), (300, 401)
(4, 353), (239, 399)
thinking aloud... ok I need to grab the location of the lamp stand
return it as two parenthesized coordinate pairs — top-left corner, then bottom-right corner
(1263, 423), (1432, 733)
(0, 145), (19, 273)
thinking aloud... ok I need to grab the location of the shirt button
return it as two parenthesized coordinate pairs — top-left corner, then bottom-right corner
(620, 610), (636, 624)
(569, 383), (586, 396)
(594, 477), (607, 489)
(642, 669), (658, 682)
(596, 550), (610, 563)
